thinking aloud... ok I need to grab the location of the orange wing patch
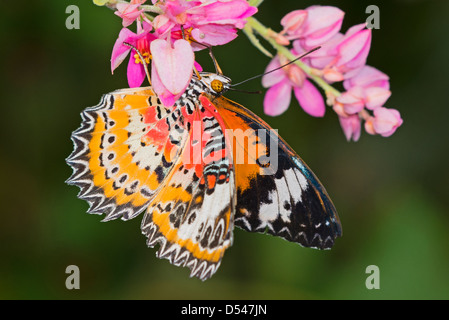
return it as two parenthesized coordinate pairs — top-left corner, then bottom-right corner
(212, 96), (269, 193)
(213, 96), (342, 250)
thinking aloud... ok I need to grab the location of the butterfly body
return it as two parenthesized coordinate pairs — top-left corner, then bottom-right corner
(67, 72), (342, 280)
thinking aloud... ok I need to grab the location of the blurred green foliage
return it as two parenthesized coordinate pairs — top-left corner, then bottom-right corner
(1, 0), (448, 299)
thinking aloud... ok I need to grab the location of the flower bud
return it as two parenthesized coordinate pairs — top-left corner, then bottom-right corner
(371, 107), (403, 137)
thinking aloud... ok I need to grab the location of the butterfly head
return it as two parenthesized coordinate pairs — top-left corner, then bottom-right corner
(195, 72), (232, 96)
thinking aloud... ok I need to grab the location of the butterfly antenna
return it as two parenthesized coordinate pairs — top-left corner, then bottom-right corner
(231, 46), (321, 87)
(124, 42), (151, 86)
(227, 87), (262, 94)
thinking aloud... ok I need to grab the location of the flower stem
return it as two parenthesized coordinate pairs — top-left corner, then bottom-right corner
(141, 5), (164, 15)
(243, 24), (273, 58)
(246, 17), (341, 99)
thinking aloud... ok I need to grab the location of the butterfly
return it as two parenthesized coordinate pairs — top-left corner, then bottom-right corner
(66, 71), (342, 281)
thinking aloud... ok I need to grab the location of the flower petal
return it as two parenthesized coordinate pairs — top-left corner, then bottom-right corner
(153, 14), (175, 36)
(191, 24), (238, 46)
(151, 60), (180, 107)
(194, 60), (203, 72)
(164, 0), (198, 24)
(293, 34), (341, 70)
(364, 87), (391, 110)
(261, 56), (285, 88)
(287, 64), (306, 87)
(293, 79), (325, 117)
(364, 116), (376, 135)
(339, 114), (361, 141)
(188, 0), (257, 29)
(111, 28), (136, 73)
(300, 6), (345, 48)
(281, 10), (308, 34)
(263, 80), (292, 116)
(333, 102), (349, 118)
(323, 67), (345, 82)
(372, 107), (403, 137)
(336, 87), (365, 114)
(343, 65), (390, 90)
(115, 3), (143, 27)
(151, 39), (194, 95)
(337, 87), (364, 104)
(335, 25), (371, 68)
(127, 56), (146, 88)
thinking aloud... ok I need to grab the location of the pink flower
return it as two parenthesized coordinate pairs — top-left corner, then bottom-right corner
(339, 114), (361, 142)
(111, 0), (257, 106)
(262, 52), (325, 117)
(281, 6), (344, 50)
(111, 22), (156, 88)
(317, 24), (372, 82)
(335, 87), (365, 115)
(111, 0), (256, 106)
(333, 64), (399, 139)
(115, 1), (147, 27)
(111, 27), (196, 106)
(331, 23), (372, 79)
(335, 86), (391, 116)
(339, 66), (391, 111)
(293, 23), (372, 83)
(187, 0), (257, 30)
(262, 5), (401, 141)
(148, 0), (256, 105)
(156, 0), (199, 28)
(280, 10), (308, 35)
(344, 65), (390, 90)
(365, 107), (403, 137)
(153, 0), (257, 48)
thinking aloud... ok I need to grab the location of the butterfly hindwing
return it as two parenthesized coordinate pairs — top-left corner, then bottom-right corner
(140, 93), (235, 280)
(213, 96), (342, 249)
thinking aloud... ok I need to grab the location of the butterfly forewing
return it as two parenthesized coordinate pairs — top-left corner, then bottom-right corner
(212, 95), (342, 249)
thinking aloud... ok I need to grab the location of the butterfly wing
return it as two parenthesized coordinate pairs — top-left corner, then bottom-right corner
(140, 95), (235, 280)
(212, 95), (342, 250)
(66, 87), (188, 221)
(67, 87), (236, 280)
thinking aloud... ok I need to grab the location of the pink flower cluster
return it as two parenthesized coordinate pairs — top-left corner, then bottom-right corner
(111, 0), (257, 106)
(106, 2), (401, 141)
(262, 5), (402, 140)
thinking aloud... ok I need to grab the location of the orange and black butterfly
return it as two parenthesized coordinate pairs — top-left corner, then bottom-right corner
(66, 70), (342, 281)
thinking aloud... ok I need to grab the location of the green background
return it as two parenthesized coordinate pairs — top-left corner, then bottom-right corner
(1, 0), (448, 299)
